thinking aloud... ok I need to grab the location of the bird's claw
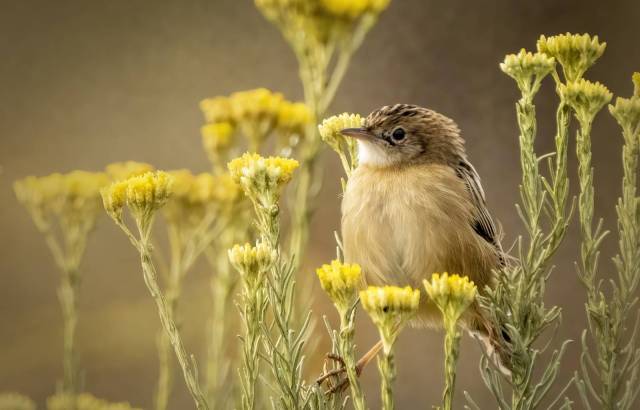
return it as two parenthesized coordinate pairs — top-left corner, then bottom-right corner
(315, 353), (351, 395)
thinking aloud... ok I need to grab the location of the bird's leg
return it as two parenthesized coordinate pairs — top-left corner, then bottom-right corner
(316, 341), (383, 393)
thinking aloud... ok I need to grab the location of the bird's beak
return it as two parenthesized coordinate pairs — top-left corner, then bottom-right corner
(340, 127), (375, 141)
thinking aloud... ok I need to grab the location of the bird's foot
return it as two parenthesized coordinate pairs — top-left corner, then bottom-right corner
(316, 353), (366, 395)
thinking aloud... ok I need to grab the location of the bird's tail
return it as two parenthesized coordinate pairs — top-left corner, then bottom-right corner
(466, 310), (512, 377)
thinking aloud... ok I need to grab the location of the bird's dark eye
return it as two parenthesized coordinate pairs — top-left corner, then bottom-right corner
(391, 128), (406, 141)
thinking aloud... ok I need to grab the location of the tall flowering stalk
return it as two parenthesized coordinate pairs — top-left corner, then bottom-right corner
(102, 171), (209, 410)
(199, 90), (311, 407)
(254, 0), (390, 264)
(14, 170), (109, 402)
(467, 34), (607, 410)
(424, 273), (477, 410)
(360, 286), (420, 410)
(575, 74), (640, 409)
(228, 242), (276, 410)
(316, 260), (366, 410)
(228, 153), (312, 408)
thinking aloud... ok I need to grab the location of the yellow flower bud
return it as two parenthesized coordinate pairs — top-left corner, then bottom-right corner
(500, 49), (555, 95)
(228, 153), (299, 203)
(537, 33), (606, 82)
(319, 112), (363, 153)
(101, 180), (128, 221)
(201, 122), (234, 160)
(559, 79), (613, 124)
(228, 242), (277, 288)
(200, 96), (233, 124)
(316, 260), (362, 313)
(360, 285), (420, 353)
(423, 273), (477, 325)
(609, 73), (640, 133)
(125, 171), (173, 214)
(277, 101), (312, 135)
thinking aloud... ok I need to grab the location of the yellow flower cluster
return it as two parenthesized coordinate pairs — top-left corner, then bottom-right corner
(559, 79), (613, 124)
(201, 122), (234, 162)
(14, 171), (109, 230)
(537, 33), (606, 82)
(47, 393), (141, 410)
(423, 273), (477, 324)
(318, 112), (363, 152)
(500, 49), (555, 94)
(277, 101), (313, 136)
(316, 260), (362, 313)
(360, 286), (420, 318)
(200, 89), (311, 156)
(163, 170), (239, 226)
(0, 392), (35, 410)
(228, 242), (277, 288)
(228, 153), (299, 204)
(360, 285), (420, 352)
(105, 161), (154, 181)
(257, 0), (389, 26)
(610, 73), (640, 132)
(320, 0), (390, 19)
(102, 171), (174, 220)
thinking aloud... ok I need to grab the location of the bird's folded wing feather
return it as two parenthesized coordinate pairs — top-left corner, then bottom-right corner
(455, 159), (504, 260)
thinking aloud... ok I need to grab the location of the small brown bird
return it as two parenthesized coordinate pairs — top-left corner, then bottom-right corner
(339, 103), (506, 375)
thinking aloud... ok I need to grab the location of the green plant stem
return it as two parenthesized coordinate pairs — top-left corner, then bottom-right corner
(133, 217), (209, 410)
(58, 266), (79, 402)
(253, 198), (308, 409)
(205, 250), (237, 409)
(239, 282), (266, 410)
(338, 308), (366, 410)
(377, 351), (395, 410)
(442, 321), (461, 410)
(44, 230), (82, 406)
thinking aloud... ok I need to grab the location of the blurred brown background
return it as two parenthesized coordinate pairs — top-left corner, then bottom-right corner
(2, 0), (640, 408)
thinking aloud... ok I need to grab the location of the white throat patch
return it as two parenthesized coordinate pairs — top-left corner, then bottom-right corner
(357, 141), (392, 167)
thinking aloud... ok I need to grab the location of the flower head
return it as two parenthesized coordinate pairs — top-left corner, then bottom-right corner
(228, 153), (299, 205)
(15, 171), (108, 231)
(319, 0), (390, 19)
(256, 0), (389, 47)
(228, 242), (277, 289)
(609, 73), (640, 135)
(200, 96), (233, 124)
(423, 273), (477, 325)
(201, 122), (235, 164)
(537, 33), (606, 82)
(500, 49), (555, 95)
(0, 393), (35, 410)
(101, 180), (128, 221)
(360, 285), (420, 352)
(277, 101), (312, 136)
(101, 171), (174, 221)
(319, 113), (363, 153)
(559, 79), (613, 125)
(316, 260), (362, 314)
(125, 171), (173, 214)
(105, 161), (154, 181)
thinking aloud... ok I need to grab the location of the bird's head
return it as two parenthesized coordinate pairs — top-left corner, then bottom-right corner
(341, 104), (465, 168)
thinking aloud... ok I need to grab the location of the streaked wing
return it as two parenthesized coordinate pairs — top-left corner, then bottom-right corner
(455, 159), (504, 261)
